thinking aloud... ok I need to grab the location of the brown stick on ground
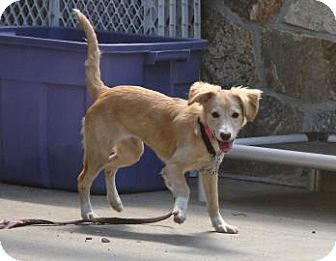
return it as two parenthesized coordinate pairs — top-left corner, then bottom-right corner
(0, 212), (173, 229)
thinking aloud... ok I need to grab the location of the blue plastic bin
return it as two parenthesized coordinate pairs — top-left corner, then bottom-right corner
(0, 27), (208, 194)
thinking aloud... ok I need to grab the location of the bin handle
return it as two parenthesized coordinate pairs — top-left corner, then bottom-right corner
(145, 49), (190, 65)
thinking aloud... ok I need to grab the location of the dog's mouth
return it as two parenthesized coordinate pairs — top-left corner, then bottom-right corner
(217, 140), (233, 153)
(202, 124), (234, 153)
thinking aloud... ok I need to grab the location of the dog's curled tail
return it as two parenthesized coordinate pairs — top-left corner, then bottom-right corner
(73, 9), (106, 100)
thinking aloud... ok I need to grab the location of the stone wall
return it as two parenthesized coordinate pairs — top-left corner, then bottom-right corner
(201, 0), (336, 186)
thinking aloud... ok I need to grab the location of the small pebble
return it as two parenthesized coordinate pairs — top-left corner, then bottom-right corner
(85, 237), (93, 242)
(101, 238), (110, 243)
(312, 231), (316, 234)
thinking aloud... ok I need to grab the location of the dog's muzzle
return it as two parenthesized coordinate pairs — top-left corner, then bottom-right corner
(204, 126), (233, 153)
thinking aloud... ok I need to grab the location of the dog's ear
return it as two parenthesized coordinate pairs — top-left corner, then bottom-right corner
(231, 87), (262, 122)
(188, 81), (221, 105)
(188, 91), (216, 105)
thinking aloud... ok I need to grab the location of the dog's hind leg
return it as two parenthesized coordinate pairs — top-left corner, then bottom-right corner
(78, 152), (106, 220)
(78, 118), (113, 220)
(105, 137), (144, 212)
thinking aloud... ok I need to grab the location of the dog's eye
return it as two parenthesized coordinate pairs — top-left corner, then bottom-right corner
(232, 112), (239, 119)
(211, 112), (220, 118)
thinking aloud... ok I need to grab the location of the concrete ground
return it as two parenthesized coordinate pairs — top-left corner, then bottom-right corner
(0, 178), (335, 261)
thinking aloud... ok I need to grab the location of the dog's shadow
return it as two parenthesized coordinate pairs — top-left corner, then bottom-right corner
(64, 223), (244, 256)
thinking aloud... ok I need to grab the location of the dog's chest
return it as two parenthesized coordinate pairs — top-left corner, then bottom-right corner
(194, 153), (224, 175)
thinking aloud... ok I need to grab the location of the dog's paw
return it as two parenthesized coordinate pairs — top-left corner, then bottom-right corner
(211, 215), (239, 234)
(173, 209), (187, 224)
(81, 212), (99, 221)
(107, 195), (124, 212)
(111, 201), (124, 212)
(172, 196), (188, 224)
(214, 223), (239, 234)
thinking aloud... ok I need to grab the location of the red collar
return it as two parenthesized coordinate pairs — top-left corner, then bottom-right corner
(204, 126), (215, 140)
(197, 118), (217, 158)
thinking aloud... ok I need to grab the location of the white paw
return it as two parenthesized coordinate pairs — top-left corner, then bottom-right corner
(173, 208), (187, 224)
(107, 195), (124, 212)
(214, 223), (239, 234)
(211, 215), (239, 234)
(81, 211), (99, 221)
(111, 202), (124, 212)
(173, 197), (188, 224)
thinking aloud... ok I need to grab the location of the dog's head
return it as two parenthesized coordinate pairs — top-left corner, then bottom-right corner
(188, 81), (262, 153)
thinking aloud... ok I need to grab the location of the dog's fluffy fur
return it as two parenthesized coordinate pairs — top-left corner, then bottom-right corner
(73, 9), (262, 233)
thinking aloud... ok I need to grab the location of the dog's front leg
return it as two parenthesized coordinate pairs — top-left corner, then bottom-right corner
(161, 164), (190, 224)
(201, 172), (238, 234)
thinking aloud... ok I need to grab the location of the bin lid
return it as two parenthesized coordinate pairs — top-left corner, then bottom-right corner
(0, 27), (208, 53)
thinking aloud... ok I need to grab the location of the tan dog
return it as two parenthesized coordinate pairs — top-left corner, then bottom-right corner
(73, 10), (262, 233)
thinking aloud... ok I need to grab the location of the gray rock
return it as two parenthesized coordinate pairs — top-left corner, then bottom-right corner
(262, 29), (336, 103)
(240, 93), (307, 136)
(101, 238), (110, 243)
(201, 5), (257, 87)
(224, 0), (284, 21)
(284, 0), (336, 35)
(223, 0), (258, 20)
(312, 108), (336, 132)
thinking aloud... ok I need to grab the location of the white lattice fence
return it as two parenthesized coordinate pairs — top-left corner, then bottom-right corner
(58, 0), (145, 34)
(0, 0), (50, 27)
(0, 0), (201, 38)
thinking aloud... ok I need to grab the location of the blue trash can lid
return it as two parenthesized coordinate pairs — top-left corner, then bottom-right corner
(0, 26), (208, 53)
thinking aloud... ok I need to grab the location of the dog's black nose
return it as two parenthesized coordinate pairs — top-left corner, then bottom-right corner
(220, 132), (231, 141)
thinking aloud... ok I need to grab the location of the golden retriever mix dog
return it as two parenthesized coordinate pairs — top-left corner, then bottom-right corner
(73, 10), (262, 233)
